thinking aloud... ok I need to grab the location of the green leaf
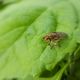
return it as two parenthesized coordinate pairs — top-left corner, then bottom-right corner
(35, 63), (68, 80)
(0, 0), (79, 79)
(70, 0), (80, 43)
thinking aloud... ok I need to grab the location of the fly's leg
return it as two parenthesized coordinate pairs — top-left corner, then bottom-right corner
(47, 39), (54, 49)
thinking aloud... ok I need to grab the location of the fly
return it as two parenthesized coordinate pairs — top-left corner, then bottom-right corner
(43, 32), (68, 48)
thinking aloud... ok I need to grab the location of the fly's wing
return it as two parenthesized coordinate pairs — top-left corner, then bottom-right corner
(58, 32), (68, 40)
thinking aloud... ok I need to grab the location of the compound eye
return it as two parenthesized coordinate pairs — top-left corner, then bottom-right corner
(46, 37), (49, 40)
(43, 36), (50, 41)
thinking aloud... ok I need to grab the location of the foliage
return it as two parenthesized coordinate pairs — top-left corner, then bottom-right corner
(0, 0), (80, 80)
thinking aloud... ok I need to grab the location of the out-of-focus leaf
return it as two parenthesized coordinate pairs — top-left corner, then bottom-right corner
(70, 0), (80, 43)
(0, 0), (79, 79)
(4, 0), (21, 4)
(37, 63), (68, 80)
(74, 28), (80, 43)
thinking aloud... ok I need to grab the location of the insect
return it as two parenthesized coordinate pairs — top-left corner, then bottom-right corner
(43, 32), (68, 48)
